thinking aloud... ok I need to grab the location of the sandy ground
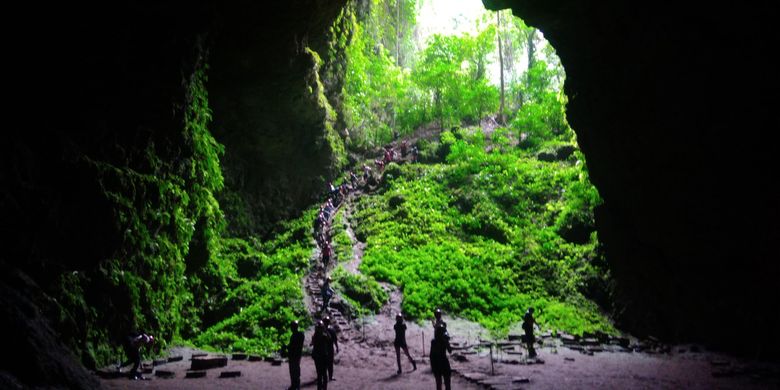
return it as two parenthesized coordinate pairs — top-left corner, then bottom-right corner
(98, 329), (779, 390)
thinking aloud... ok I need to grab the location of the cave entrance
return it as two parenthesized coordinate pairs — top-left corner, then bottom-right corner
(334, 0), (612, 337)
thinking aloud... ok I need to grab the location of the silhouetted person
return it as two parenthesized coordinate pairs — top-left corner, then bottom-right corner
(311, 320), (331, 390)
(323, 316), (339, 381)
(393, 312), (417, 374)
(400, 140), (409, 157)
(287, 320), (304, 390)
(430, 323), (452, 390)
(362, 164), (372, 181)
(431, 307), (447, 330)
(522, 308), (537, 358)
(349, 171), (358, 188)
(118, 332), (154, 380)
(321, 276), (333, 312)
(321, 242), (332, 267)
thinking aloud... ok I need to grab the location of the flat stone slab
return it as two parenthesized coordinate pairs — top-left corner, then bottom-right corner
(512, 376), (530, 383)
(155, 370), (175, 378)
(581, 338), (600, 346)
(153, 359), (167, 366)
(185, 370), (207, 379)
(479, 376), (513, 385)
(95, 370), (126, 379)
(461, 372), (488, 382)
(191, 355), (228, 370)
(219, 371), (242, 378)
(167, 356), (183, 362)
(190, 353), (208, 359)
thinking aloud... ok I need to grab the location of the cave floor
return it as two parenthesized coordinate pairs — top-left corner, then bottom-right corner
(98, 342), (778, 390)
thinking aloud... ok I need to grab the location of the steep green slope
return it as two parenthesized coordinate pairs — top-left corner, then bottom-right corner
(352, 129), (612, 335)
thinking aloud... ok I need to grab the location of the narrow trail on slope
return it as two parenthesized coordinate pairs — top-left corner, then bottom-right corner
(295, 138), (492, 388)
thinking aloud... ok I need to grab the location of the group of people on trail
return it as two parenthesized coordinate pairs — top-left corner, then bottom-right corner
(287, 316), (340, 390)
(374, 143), (418, 171)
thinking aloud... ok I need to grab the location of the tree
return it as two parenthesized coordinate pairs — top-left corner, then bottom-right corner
(497, 10), (506, 125)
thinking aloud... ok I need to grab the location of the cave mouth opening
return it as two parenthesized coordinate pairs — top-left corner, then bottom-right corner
(332, 0), (613, 337)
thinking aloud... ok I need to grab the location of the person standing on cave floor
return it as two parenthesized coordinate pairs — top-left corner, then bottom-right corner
(393, 312), (417, 374)
(430, 323), (453, 390)
(310, 320), (331, 390)
(323, 316), (340, 381)
(431, 307), (447, 330)
(522, 307), (538, 358)
(286, 320), (304, 390)
(117, 331), (154, 380)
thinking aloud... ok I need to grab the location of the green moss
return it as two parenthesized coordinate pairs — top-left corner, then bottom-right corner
(51, 59), (229, 367)
(331, 207), (353, 263)
(331, 266), (388, 314)
(194, 208), (317, 355)
(305, 47), (347, 170)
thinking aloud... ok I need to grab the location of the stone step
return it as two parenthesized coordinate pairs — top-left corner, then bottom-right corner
(461, 372), (487, 383)
(219, 371), (241, 378)
(167, 356), (183, 362)
(153, 359), (168, 366)
(232, 353), (247, 360)
(155, 370), (175, 378)
(248, 355), (262, 361)
(95, 370), (126, 379)
(185, 370), (207, 379)
(191, 355), (228, 370)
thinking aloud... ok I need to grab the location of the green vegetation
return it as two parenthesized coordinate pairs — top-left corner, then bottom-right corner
(353, 130), (611, 335)
(55, 1), (614, 369)
(55, 64), (229, 366)
(339, 0), (613, 336)
(194, 210), (315, 354)
(331, 266), (389, 314)
(331, 207), (354, 264)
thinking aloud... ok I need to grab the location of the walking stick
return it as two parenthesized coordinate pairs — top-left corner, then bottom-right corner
(490, 343), (495, 375)
(422, 331), (425, 357)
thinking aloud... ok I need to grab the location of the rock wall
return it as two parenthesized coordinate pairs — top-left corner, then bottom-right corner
(208, 0), (349, 236)
(484, 0), (780, 354)
(2, 1), (351, 387)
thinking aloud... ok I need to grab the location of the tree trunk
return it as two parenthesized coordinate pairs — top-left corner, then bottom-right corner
(497, 10), (505, 125)
(396, 0), (401, 66)
(526, 28), (536, 82)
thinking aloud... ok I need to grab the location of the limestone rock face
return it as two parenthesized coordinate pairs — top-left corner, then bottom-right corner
(484, 0), (779, 354)
(209, 0), (349, 236)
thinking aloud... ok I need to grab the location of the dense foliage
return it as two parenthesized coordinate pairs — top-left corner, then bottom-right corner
(352, 130), (611, 335)
(194, 211), (314, 354)
(53, 64), (228, 366)
(336, 0), (610, 337)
